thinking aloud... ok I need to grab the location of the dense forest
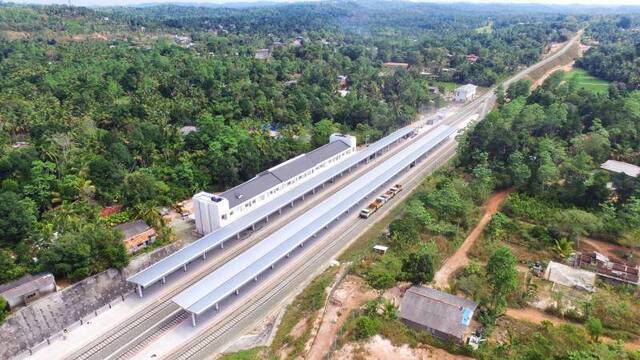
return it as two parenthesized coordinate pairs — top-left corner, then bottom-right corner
(0, 1), (589, 286)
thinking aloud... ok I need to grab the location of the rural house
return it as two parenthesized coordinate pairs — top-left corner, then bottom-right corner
(453, 84), (477, 102)
(399, 286), (477, 344)
(115, 220), (157, 253)
(0, 273), (57, 309)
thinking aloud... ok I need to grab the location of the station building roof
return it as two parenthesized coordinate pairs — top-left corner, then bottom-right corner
(222, 172), (281, 208)
(172, 125), (454, 316)
(127, 126), (414, 289)
(220, 140), (351, 208)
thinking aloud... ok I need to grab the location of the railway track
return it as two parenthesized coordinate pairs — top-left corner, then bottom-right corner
(63, 118), (432, 360)
(165, 133), (459, 360)
(63, 32), (581, 360)
(113, 310), (189, 360)
(90, 93), (482, 360)
(160, 33), (584, 358)
(69, 87), (495, 360)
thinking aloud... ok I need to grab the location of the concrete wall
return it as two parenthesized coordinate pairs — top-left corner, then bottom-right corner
(0, 238), (190, 359)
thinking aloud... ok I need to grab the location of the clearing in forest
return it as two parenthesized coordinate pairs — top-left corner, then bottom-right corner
(562, 68), (610, 94)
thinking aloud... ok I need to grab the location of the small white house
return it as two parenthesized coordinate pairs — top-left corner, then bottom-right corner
(373, 245), (389, 254)
(453, 84), (477, 102)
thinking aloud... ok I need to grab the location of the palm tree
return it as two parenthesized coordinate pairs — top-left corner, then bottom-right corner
(554, 238), (574, 259)
(135, 202), (164, 229)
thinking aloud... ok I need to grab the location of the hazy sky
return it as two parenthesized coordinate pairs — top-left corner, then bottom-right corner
(7, 0), (640, 7)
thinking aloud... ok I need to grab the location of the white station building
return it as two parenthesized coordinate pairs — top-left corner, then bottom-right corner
(453, 84), (477, 102)
(193, 133), (357, 234)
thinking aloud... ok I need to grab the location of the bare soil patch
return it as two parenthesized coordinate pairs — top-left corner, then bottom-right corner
(1, 30), (29, 40)
(532, 62), (575, 89)
(305, 275), (377, 360)
(334, 335), (473, 360)
(289, 316), (309, 339)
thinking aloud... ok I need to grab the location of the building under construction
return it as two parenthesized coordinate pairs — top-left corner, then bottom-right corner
(571, 251), (639, 285)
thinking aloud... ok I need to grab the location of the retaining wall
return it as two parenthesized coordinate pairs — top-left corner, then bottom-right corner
(0, 238), (189, 359)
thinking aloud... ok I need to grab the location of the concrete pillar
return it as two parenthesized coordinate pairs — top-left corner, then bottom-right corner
(300, 242), (304, 248)
(266, 215), (269, 222)
(191, 313), (197, 327)
(220, 242), (224, 249)
(279, 208), (282, 215)
(183, 264), (187, 272)
(290, 202), (294, 208)
(271, 264), (274, 269)
(215, 303), (219, 310)
(322, 183), (325, 188)
(312, 188), (316, 194)
(202, 253), (206, 260)
(254, 277), (258, 282)
(237, 233), (240, 239)
(137, 285), (143, 298)
(251, 224), (255, 231)
(162, 277), (166, 284)
(235, 289), (240, 295)
(286, 253), (291, 258)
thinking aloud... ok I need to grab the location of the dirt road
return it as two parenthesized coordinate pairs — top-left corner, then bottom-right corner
(580, 237), (638, 265)
(433, 189), (513, 288)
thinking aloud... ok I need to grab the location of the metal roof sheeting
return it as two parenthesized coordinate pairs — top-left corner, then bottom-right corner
(220, 140), (350, 208)
(399, 286), (477, 341)
(221, 172), (281, 208)
(127, 126), (413, 288)
(173, 125), (454, 315)
(600, 160), (640, 178)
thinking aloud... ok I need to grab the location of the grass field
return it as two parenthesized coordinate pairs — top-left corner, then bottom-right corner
(562, 68), (610, 94)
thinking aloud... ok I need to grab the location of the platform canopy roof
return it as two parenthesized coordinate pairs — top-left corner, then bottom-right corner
(173, 125), (454, 316)
(127, 126), (414, 288)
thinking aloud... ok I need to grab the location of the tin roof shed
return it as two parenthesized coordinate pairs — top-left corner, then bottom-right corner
(399, 286), (477, 343)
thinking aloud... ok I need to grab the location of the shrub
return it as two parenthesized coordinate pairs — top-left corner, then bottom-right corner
(502, 193), (559, 223)
(353, 315), (380, 340)
(0, 297), (8, 324)
(586, 317), (603, 341)
(364, 254), (402, 290)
